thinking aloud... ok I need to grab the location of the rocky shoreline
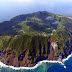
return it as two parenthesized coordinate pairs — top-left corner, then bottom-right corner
(0, 48), (63, 67)
(0, 36), (70, 67)
(0, 37), (71, 67)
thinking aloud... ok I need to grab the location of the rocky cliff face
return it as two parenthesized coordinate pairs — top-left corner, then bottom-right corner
(0, 11), (72, 67)
(0, 36), (57, 67)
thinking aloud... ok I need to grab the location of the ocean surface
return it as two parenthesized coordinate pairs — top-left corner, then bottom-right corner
(0, 53), (72, 72)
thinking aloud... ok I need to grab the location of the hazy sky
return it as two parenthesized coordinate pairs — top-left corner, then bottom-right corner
(0, 0), (72, 22)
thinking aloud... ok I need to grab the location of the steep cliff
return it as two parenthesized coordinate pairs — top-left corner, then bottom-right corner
(0, 35), (56, 67)
(0, 11), (72, 67)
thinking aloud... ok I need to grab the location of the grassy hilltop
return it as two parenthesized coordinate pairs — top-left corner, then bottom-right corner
(0, 11), (72, 66)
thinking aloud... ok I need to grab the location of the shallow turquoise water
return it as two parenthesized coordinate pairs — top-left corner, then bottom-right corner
(0, 56), (72, 72)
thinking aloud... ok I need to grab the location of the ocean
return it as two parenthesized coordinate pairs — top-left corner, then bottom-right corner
(0, 53), (72, 72)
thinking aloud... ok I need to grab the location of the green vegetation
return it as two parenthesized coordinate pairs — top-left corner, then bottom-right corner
(0, 34), (49, 63)
(0, 11), (60, 36)
(52, 17), (72, 57)
(0, 36), (11, 50)
(0, 11), (72, 62)
(15, 21), (53, 35)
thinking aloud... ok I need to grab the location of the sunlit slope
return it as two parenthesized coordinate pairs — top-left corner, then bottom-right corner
(0, 11), (61, 35)
(0, 11), (72, 65)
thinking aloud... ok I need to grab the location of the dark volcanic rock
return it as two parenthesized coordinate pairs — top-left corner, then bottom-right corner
(0, 50), (19, 67)
(0, 36), (57, 67)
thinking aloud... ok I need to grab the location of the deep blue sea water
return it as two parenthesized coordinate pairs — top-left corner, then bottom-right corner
(0, 54), (72, 72)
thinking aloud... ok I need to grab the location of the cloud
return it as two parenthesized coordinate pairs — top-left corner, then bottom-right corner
(36, 0), (72, 3)
(14, 0), (34, 3)
(1, 0), (72, 3)
(52, 0), (72, 2)
(0, 0), (34, 4)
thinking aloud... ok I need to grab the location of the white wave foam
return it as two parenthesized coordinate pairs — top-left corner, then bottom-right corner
(0, 60), (64, 70)
(1, 53), (72, 70)
(64, 66), (66, 69)
(62, 53), (72, 62)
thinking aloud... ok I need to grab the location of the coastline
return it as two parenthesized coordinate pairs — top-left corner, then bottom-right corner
(62, 52), (72, 62)
(0, 53), (72, 70)
(0, 60), (64, 70)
